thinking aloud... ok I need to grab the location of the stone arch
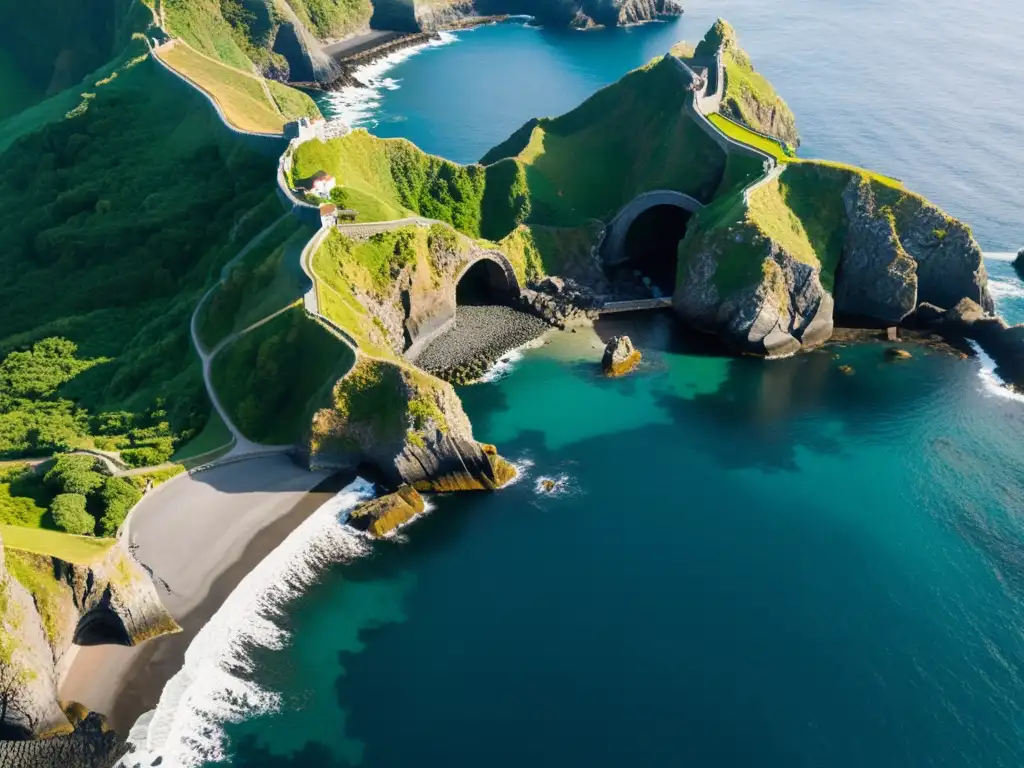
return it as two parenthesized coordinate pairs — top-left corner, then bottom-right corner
(455, 252), (521, 306)
(602, 190), (704, 268)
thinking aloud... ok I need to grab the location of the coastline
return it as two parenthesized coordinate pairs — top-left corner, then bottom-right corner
(58, 455), (342, 733)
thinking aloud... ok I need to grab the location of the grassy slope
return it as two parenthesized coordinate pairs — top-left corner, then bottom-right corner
(1, 525), (113, 564)
(165, 0), (254, 70)
(295, 57), (727, 243)
(509, 57), (725, 225)
(312, 231), (404, 358)
(197, 217), (313, 348)
(293, 130), (485, 232)
(159, 43), (288, 133)
(170, 409), (233, 460)
(211, 307), (356, 443)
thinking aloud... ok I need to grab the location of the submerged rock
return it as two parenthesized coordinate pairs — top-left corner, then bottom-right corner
(838, 365), (855, 375)
(885, 347), (913, 360)
(602, 335), (642, 376)
(349, 486), (426, 537)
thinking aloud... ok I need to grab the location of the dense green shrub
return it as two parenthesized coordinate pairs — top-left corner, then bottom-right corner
(50, 493), (95, 535)
(44, 455), (105, 496)
(97, 476), (141, 536)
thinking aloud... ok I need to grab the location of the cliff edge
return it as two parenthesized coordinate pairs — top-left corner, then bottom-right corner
(0, 534), (178, 742)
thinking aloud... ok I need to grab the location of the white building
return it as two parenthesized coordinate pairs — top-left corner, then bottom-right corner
(310, 171), (336, 198)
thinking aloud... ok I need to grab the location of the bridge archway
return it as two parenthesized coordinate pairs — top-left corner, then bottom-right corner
(455, 253), (520, 306)
(602, 191), (702, 296)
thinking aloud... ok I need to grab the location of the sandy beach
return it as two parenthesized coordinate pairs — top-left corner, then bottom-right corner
(59, 454), (344, 732)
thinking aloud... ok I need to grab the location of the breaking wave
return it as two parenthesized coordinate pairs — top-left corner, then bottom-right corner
(320, 31), (459, 127)
(969, 341), (1024, 404)
(121, 478), (377, 768)
(988, 276), (1024, 303)
(479, 336), (548, 383)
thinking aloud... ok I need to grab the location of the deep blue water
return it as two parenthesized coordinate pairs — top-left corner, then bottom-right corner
(145, 5), (1024, 767)
(318, 1), (1024, 251)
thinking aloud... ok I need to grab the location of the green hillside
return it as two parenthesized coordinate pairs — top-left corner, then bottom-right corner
(0, 55), (283, 468)
(0, 0), (150, 121)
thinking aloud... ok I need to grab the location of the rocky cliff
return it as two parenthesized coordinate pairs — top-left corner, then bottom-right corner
(697, 19), (800, 147)
(308, 358), (517, 490)
(0, 534), (178, 741)
(675, 161), (991, 356)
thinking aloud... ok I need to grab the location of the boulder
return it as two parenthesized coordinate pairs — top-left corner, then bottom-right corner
(538, 276), (566, 295)
(602, 335), (642, 376)
(944, 297), (993, 326)
(348, 486), (426, 538)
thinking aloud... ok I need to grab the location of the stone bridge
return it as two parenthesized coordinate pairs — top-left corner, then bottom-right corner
(599, 297), (674, 314)
(601, 189), (704, 267)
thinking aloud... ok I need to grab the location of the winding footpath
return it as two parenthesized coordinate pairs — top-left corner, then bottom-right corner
(187, 214), (297, 460)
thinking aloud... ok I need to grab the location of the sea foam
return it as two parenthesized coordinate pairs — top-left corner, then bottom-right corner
(321, 31), (459, 127)
(121, 478), (377, 768)
(969, 341), (1024, 404)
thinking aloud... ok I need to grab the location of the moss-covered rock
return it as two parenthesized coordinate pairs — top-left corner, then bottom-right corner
(309, 359), (515, 490)
(601, 336), (642, 376)
(348, 485), (425, 537)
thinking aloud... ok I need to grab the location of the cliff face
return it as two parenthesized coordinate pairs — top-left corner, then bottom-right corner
(675, 162), (991, 355)
(308, 358), (516, 490)
(835, 177), (992, 322)
(0, 535), (178, 740)
(675, 213), (835, 357)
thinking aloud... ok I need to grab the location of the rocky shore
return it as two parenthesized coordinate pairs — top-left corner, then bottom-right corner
(415, 305), (550, 384)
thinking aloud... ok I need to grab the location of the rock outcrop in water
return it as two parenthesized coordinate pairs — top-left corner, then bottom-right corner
(0, 533), (178, 743)
(921, 298), (1024, 391)
(602, 336), (642, 376)
(309, 358), (517, 491)
(349, 485), (426, 536)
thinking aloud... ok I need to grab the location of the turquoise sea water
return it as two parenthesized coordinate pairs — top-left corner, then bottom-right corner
(148, 4), (1024, 766)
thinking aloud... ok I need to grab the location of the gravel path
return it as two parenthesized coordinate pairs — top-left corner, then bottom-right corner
(416, 305), (549, 383)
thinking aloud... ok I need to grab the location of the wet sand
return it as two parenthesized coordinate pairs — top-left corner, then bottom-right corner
(58, 455), (346, 733)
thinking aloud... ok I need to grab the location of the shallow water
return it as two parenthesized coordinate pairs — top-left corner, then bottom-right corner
(132, 4), (1024, 765)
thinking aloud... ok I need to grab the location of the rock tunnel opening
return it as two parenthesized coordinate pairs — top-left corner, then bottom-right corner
(614, 204), (692, 296)
(73, 608), (132, 647)
(456, 259), (515, 306)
